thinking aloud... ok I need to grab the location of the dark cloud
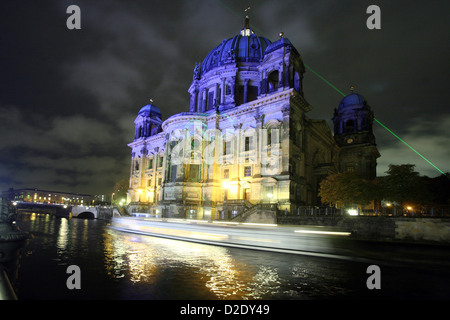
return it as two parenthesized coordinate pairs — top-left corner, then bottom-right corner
(0, 0), (448, 196)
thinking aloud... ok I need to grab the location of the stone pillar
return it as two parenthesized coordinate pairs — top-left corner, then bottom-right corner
(281, 106), (290, 174)
(278, 65), (284, 89)
(254, 113), (264, 178)
(260, 70), (267, 96)
(201, 89), (207, 113)
(143, 122), (148, 137)
(243, 79), (249, 104)
(214, 83), (220, 106)
(285, 59), (290, 89)
(233, 123), (242, 199)
(190, 89), (198, 112)
(197, 89), (203, 113)
(357, 111), (363, 131)
(221, 78), (226, 104)
(129, 154), (135, 188)
(230, 76), (236, 103)
(153, 147), (159, 204)
(138, 156), (145, 190)
(162, 138), (170, 186)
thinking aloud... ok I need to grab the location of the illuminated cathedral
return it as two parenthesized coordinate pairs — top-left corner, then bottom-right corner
(126, 13), (379, 220)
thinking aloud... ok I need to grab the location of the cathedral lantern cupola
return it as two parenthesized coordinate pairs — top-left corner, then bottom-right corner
(134, 99), (162, 140)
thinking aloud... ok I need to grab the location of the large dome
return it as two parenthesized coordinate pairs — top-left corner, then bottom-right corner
(200, 30), (271, 75)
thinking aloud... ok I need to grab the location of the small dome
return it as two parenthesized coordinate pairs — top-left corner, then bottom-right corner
(338, 93), (367, 111)
(264, 36), (297, 55)
(138, 103), (162, 118)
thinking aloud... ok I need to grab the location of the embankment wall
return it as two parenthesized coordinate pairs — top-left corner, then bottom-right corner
(277, 216), (450, 245)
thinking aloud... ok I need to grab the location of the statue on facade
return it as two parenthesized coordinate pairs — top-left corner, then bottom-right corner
(193, 62), (201, 80)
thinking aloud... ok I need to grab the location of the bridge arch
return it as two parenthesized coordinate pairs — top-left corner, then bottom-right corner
(76, 211), (95, 219)
(71, 206), (98, 219)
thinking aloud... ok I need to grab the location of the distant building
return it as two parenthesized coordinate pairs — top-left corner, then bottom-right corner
(126, 14), (379, 219)
(1, 188), (94, 206)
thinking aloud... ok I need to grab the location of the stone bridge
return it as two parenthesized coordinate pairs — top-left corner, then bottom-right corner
(71, 205), (122, 219)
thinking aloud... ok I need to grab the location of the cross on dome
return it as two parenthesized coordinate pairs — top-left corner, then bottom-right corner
(241, 6), (254, 36)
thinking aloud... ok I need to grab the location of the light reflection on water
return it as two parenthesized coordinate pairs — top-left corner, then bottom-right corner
(16, 213), (373, 299)
(15, 213), (450, 299)
(103, 228), (284, 299)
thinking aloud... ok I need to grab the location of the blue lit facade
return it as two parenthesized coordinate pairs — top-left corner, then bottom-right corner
(188, 26), (305, 114)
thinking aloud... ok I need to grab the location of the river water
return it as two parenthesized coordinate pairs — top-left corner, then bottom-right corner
(13, 212), (450, 300)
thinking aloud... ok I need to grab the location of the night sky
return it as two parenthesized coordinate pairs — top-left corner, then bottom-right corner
(1, 0), (449, 196)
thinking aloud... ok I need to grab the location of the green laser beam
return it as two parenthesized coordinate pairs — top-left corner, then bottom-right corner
(304, 64), (445, 175)
(305, 65), (346, 97)
(205, 2), (445, 175)
(373, 119), (444, 175)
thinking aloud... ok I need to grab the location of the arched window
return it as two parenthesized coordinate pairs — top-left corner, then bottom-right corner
(248, 85), (258, 102)
(294, 72), (301, 93)
(207, 91), (214, 110)
(268, 70), (279, 92)
(344, 119), (355, 133)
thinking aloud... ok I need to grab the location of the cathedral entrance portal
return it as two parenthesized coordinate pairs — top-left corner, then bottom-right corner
(244, 188), (250, 201)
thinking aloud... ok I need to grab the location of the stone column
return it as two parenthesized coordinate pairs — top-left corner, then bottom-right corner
(260, 70), (267, 96)
(221, 78), (226, 104)
(254, 113), (264, 178)
(197, 89), (203, 113)
(285, 59), (290, 89)
(201, 89), (207, 113)
(243, 79), (249, 104)
(214, 83), (220, 106)
(162, 137), (170, 186)
(278, 65), (284, 89)
(129, 154), (135, 188)
(230, 76), (236, 103)
(233, 123), (242, 199)
(190, 89), (198, 112)
(281, 106), (290, 174)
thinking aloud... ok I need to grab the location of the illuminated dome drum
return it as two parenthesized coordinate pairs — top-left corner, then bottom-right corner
(188, 15), (306, 113)
(199, 32), (271, 75)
